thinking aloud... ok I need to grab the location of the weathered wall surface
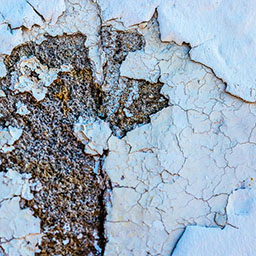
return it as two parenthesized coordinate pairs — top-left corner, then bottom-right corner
(0, 0), (256, 255)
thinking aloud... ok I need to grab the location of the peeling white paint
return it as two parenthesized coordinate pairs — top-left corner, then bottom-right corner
(16, 101), (31, 116)
(2, 0), (256, 101)
(0, 1), (255, 255)
(0, 0), (65, 29)
(12, 56), (71, 101)
(0, 0), (66, 55)
(0, 126), (23, 153)
(0, 0), (42, 29)
(120, 17), (188, 84)
(172, 187), (256, 256)
(103, 18), (256, 255)
(100, 0), (256, 102)
(26, 0), (66, 25)
(0, 24), (24, 56)
(74, 117), (112, 155)
(98, 0), (160, 27)
(0, 170), (42, 255)
(0, 0), (103, 83)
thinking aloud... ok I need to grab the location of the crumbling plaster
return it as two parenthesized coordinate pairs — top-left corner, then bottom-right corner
(72, 14), (256, 255)
(0, 170), (42, 255)
(103, 26), (256, 253)
(172, 187), (256, 256)
(0, 0), (255, 255)
(100, 0), (256, 103)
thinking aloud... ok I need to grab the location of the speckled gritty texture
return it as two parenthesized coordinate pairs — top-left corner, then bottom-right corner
(1, 33), (108, 256)
(2, 1), (256, 255)
(100, 26), (168, 138)
(0, 27), (168, 255)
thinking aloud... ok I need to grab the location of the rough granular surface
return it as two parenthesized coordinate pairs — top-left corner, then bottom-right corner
(0, 34), (108, 256)
(0, 28), (168, 255)
(101, 26), (169, 137)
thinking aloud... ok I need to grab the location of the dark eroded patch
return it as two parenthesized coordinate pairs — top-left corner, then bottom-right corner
(1, 34), (109, 256)
(101, 26), (168, 137)
(0, 26), (169, 255)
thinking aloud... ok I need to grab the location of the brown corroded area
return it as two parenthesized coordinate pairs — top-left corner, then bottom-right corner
(101, 26), (169, 137)
(1, 34), (108, 256)
(0, 28), (169, 255)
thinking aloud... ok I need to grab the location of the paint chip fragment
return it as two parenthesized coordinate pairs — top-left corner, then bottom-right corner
(0, 170), (42, 255)
(0, 126), (23, 153)
(74, 117), (112, 155)
(12, 56), (71, 101)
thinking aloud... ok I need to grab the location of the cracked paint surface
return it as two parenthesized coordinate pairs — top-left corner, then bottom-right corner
(12, 56), (71, 101)
(100, 0), (256, 103)
(0, 0), (255, 255)
(0, 2), (167, 253)
(172, 187), (256, 256)
(103, 17), (256, 255)
(0, 31), (110, 255)
(0, 170), (41, 255)
(0, 126), (23, 153)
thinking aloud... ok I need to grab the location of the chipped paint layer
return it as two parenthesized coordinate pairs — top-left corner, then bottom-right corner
(0, 32), (110, 255)
(0, 0), (256, 255)
(0, 126), (22, 153)
(103, 17), (256, 255)
(172, 187), (256, 256)
(0, 170), (42, 255)
(12, 56), (71, 101)
(100, 0), (256, 102)
(16, 101), (31, 115)
(74, 117), (112, 155)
